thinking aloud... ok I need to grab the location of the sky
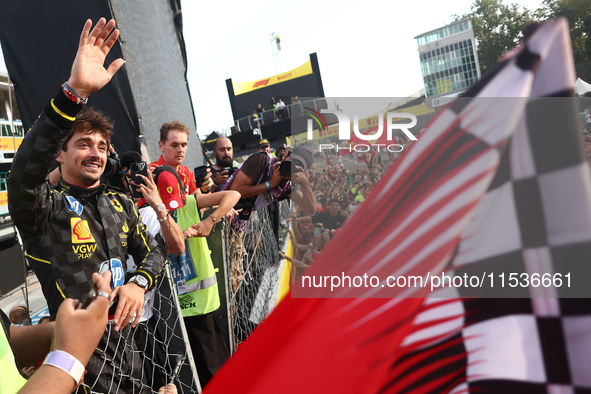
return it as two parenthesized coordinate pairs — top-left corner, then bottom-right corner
(0, 0), (545, 139)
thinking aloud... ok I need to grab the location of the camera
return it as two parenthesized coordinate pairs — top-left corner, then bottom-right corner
(279, 159), (304, 178)
(221, 166), (235, 174)
(236, 198), (255, 221)
(102, 150), (125, 189)
(102, 150), (121, 179)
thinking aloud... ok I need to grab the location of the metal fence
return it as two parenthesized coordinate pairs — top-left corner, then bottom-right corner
(233, 97), (332, 133)
(221, 200), (291, 353)
(79, 263), (201, 394)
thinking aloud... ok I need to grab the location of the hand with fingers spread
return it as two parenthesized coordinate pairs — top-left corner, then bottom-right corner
(66, 18), (125, 99)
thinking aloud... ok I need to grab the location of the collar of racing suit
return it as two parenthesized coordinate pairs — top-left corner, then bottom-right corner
(56, 179), (107, 198)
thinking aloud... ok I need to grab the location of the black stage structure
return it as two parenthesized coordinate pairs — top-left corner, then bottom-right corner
(0, 0), (203, 168)
(225, 53), (326, 154)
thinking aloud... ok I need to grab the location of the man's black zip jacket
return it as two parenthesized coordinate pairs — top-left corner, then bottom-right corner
(7, 90), (165, 319)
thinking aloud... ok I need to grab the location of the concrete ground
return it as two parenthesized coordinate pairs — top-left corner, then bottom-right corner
(0, 271), (49, 324)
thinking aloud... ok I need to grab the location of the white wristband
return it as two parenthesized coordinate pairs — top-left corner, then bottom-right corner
(43, 350), (85, 385)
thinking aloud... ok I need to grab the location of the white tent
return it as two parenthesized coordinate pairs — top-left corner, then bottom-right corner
(575, 77), (591, 95)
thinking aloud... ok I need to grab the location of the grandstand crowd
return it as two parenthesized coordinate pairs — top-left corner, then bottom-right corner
(286, 142), (406, 270)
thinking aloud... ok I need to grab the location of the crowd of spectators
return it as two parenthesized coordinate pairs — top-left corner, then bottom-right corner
(286, 145), (404, 271)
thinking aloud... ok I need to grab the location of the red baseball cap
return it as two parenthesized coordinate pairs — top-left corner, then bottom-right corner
(153, 165), (186, 211)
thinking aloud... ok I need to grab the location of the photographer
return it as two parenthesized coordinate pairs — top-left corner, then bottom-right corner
(210, 137), (235, 192)
(274, 142), (288, 161)
(225, 145), (316, 216)
(118, 151), (186, 255)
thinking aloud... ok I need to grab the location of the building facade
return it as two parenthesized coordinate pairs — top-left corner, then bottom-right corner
(415, 18), (481, 108)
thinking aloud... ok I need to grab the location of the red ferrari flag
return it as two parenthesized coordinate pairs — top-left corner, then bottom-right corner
(206, 18), (591, 393)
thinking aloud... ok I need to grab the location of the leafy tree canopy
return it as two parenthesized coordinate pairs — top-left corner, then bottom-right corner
(456, 0), (590, 80)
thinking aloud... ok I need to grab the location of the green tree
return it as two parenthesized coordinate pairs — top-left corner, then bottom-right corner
(456, 0), (535, 74)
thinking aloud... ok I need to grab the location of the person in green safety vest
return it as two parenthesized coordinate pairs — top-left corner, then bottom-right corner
(152, 165), (240, 388)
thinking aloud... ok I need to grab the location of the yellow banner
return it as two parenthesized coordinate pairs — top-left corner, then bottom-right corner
(0, 137), (22, 151)
(0, 191), (7, 206)
(233, 61), (313, 96)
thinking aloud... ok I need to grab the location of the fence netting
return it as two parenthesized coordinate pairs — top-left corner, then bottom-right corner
(222, 200), (291, 352)
(78, 263), (200, 394)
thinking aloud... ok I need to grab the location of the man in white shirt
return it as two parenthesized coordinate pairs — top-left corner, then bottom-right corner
(276, 99), (287, 120)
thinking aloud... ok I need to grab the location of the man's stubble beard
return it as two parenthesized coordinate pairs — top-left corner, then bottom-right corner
(77, 168), (103, 186)
(219, 156), (233, 167)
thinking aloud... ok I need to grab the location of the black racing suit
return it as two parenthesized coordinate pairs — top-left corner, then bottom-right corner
(8, 90), (164, 393)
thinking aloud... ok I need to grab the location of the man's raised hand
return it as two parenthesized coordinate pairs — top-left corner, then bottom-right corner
(67, 18), (125, 100)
